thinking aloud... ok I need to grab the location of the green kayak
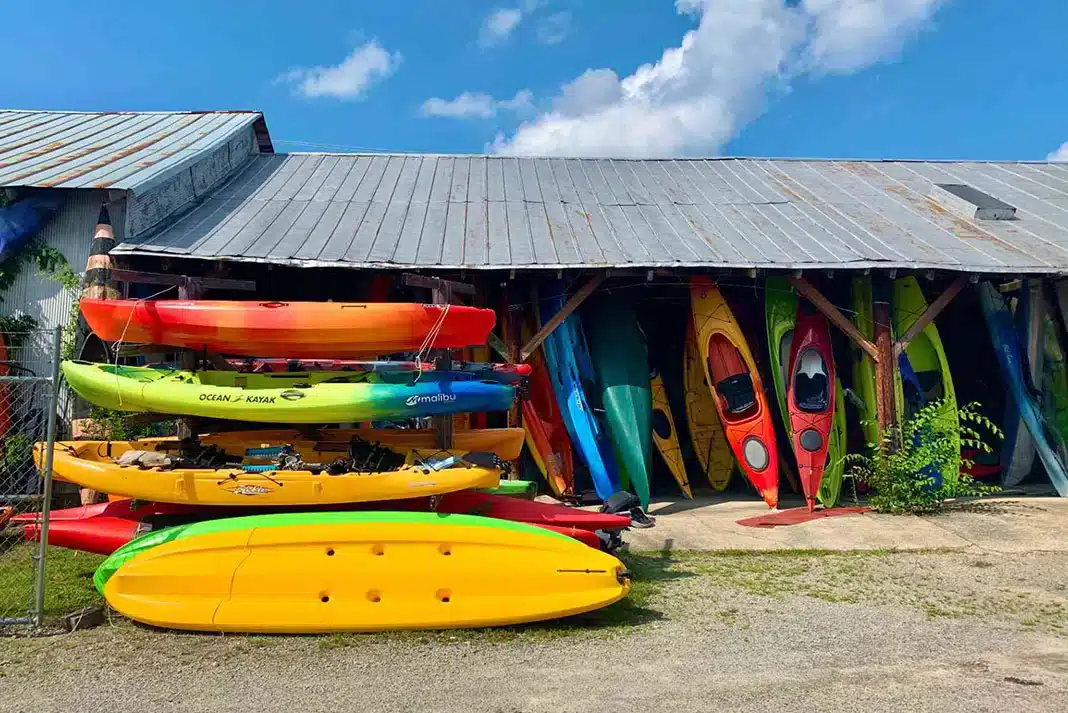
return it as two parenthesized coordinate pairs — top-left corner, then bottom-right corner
(584, 294), (652, 507)
(765, 276), (848, 507)
(480, 480), (538, 498)
(893, 277), (960, 486)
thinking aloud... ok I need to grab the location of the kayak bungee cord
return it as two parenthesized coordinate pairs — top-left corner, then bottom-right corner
(413, 302), (451, 382)
(104, 284), (178, 411)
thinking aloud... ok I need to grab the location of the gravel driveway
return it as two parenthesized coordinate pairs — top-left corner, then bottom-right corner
(1, 549), (1065, 712)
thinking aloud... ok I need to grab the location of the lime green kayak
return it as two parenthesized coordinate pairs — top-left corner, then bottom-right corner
(584, 295), (652, 508)
(62, 361), (514, 424)
(818, 378), (848, 507)
(766, 276), (848, 507)
(851, 277), (885, 448)
(95, 511), (561, 594)
(892, 277), (960, 486)
(481, 480), (538, 498)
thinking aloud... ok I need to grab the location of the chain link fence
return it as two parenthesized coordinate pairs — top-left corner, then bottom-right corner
(0, 328), (61, 627)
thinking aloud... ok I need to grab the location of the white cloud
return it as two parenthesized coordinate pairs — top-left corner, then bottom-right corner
(479, 8), (524, 47)
(421, 90), (534, 119)
(492, 0), (946, 157)
(278, 40), (401, 100)
(1048, 142), (1068, 162)
(536, 11), (571, 45)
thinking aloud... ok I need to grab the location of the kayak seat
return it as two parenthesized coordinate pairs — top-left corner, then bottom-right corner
(794, 349), (829, 413)
(716, 374), (756, 415)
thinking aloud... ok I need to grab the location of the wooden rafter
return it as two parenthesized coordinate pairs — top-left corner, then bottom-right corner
(520, 274), (606, 361)
(790, 277), (879, 362)
(893, 277), (967, 357)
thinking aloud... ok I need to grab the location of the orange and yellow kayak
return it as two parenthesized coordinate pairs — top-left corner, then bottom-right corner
(690, 278), (779, 508)
(79, 299), (496, 357)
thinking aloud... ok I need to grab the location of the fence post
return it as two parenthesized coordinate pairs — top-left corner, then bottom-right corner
(33, 327), (62, 627)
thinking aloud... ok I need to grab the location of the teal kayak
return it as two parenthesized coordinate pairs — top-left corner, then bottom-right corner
(584, 293), (653, 507)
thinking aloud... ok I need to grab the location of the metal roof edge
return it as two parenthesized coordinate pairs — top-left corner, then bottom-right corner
(105, 247), (1068, 276)
(122, 113), (265, 195)
(272, 151), (1068, 165)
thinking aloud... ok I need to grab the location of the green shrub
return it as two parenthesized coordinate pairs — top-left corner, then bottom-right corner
(846, 399), (1002, 514)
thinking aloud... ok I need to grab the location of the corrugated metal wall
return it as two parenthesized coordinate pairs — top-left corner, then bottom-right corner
(2, 189), (122, 332)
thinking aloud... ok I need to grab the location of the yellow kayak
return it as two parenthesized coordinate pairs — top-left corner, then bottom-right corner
(651, 373), (692, 498)
(41, 440), (502, 506)
(683, 321), (733, 490)
(97, 512), (631, 633)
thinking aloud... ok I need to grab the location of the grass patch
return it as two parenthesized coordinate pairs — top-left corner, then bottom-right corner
(0, 542), (105, 623)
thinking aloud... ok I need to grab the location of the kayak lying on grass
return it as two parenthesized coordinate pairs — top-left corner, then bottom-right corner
(16, 491), (630, 554)
(94, 512), (631, 633)
(79, 298), (497, 357)
(61, 361), (516, 424)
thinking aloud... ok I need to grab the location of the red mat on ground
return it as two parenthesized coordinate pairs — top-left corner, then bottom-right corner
(736, 506), (870, 528)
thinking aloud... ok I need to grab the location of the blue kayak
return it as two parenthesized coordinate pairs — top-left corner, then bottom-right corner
(978, 282), (1068, 497)
(538, 281), (621, 501)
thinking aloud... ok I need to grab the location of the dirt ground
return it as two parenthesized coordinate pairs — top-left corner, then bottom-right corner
(1, 548), (1066, 713)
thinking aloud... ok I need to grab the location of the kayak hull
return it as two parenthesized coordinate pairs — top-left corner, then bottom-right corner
(62, 361), (515, 424)
(690, 278), (779, 508)
(520, 320), (574, 498)
(584, 295), (653, 507)
(19, 491), (629, 554)
(979, 283), (1068, 497)
(787, 307), (836, 510)
(79, 299), (496, 357)
(893, 277), (959, 487)
(40, 440), (502, 506)
(96, 513), (630, 633)
(539, 283), (619, 501)
(651, 373), (692, 498)
(682, 322), (733, 490)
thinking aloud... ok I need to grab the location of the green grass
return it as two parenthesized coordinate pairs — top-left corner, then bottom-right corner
(0, 542), (105, 622)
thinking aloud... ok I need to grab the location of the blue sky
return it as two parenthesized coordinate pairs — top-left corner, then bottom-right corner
(2, 0), (1066, 160)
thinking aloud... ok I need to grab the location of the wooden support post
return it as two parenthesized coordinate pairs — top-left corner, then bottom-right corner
(790, 277), (879, 362)
(872, 276), (897, 438)
(893, 277), (966, 357)
(176, 280), (203, 441)
(520, 274), (605, 361)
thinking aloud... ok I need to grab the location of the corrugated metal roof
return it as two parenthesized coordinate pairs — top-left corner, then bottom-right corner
(112, 154), (1068, 274)
(0, 110), (266, 191)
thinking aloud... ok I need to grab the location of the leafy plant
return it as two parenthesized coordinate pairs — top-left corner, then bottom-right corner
(0, 432), (35, 485)
(846, 399), (1002, 514)
(79, 405), (175, 441)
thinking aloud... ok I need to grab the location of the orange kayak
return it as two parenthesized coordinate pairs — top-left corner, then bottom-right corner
(787, 304), (836, 511)
(690, 278), (779, 508)
(79, 299), (496, 357)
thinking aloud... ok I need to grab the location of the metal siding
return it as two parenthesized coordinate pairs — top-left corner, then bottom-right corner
(2, 190), (123, 334)
(0, 110), (262, 191)
(108, 154), (1068, 272)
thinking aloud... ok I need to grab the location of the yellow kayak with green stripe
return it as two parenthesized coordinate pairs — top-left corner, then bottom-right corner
(61, 361), (515, 424)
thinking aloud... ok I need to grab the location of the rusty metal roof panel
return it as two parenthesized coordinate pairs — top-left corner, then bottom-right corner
(0, 110), (263, 191)
(112, 153), (1068, 274)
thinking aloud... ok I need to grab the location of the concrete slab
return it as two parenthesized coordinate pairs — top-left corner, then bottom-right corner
(619, 495), (1068, 554)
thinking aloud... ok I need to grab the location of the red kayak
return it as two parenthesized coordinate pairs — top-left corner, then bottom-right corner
(521, 345), (575, 498)
(79, 299), (496, 357)
(17, 492), (629, 555)
(787, 303), (836, 511)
